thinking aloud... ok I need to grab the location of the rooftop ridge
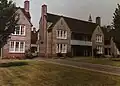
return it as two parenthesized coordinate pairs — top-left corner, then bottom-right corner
(47, 12), (97, 25)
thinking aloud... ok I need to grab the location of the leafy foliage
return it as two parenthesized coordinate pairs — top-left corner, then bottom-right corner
(113, 4), (120, 30)
(0, 0), (19, 48)
(112, 4), (120, 42)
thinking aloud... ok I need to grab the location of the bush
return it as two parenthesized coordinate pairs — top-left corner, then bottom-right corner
(57, 53), (63, 57)
(25, 49), (33, 59)
(66, 52), (73, 58)
(32, 51), (38, 57)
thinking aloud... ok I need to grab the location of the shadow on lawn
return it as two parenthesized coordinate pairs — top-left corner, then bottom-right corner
(0, 61), (28, 68)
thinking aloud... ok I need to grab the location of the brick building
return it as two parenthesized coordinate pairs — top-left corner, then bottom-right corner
(0, 0), (33, 59)
(38, 4), (120, 58)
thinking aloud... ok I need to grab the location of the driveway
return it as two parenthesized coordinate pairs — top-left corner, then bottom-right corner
(36, 58), (120, 76)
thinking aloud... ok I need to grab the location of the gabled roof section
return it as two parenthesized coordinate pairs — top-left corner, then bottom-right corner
(47, 13), (98, 34)
(16, 7), (32, 26)
(103, 28), (120, 50)
(111, 29), (120, 44)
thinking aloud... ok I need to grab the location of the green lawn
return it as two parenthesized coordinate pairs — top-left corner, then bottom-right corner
(67, 57), (120, 67)
(0, 60), (120, 86)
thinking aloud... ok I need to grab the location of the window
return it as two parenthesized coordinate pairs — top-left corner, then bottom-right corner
(15, 42), (19, 51)
(9, 41), (14, 51)
(20, 42), (24, 51)
(12, 25), (26, 36)
(97, 46), (103, 54)
(56, 44), (67, 53)
(9, 41), (25, 53)
(56, 30), (67, 39)
(96, 35), (102, 43)
(16, 26), (20, 35)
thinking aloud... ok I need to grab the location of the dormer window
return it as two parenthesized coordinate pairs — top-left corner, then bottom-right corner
(12, 25), (26, 36)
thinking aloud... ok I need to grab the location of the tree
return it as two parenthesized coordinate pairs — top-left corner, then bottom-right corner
(113, 4), (120, 30)
(0, 0), (19, 50)
(112, 4), (120, 41)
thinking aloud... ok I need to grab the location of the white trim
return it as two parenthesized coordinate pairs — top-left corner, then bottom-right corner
(96, 35), (102, 43)
(56, 30), (67, 39)
(56, 44), (67, 53)
(37, 45), (39, 52)
(12, 25), (26, 36)
(38, 33), (40, 40)
(97, 46), (103, 54)
(59, 44), (61, 53)
(9, 41), (25, 53)
(23, 25), (26, 36)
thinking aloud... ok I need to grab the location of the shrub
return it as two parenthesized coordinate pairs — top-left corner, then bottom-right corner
(32, 51), (38, 57)
(66, 52), (73, 58)
(57, 53), (63, 57)
(25, 49), (33, 59)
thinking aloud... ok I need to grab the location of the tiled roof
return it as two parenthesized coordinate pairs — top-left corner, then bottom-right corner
(20, 8), (31, 20)
(101, 27), (112, 40)
(16, 7), (32, 26)
(47, 13), (98, 35)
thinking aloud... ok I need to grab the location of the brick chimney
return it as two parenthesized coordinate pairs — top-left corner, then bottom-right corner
(24, 0), (30, 12)
(33, 27), (36, 33)
(96, 17), (101, 26)
(39, 4), (48, 57)
(41, 4), (47, 17)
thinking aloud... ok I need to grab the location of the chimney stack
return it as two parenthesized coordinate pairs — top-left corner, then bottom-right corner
(24, 0), (30, 12)
(41, 4), (47, 17)
(96, 17), (101, 26)
(33, 27), (36, 33)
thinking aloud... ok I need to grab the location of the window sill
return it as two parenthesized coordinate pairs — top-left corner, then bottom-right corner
(11, 34), (26, 36)
(56, 52), (67, 54)
(9, 51), (25, 54)
(96, 42), (103, 43)
(56, 38), (67, 40)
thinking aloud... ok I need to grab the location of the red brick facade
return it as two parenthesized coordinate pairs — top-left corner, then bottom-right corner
(1, 0), (32, 59)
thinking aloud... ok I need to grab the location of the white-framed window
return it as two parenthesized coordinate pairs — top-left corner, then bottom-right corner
(96, 35), (102, 43)
(56, 44), (67, 53)
(9, 41), (25, 53)
(56, 30), (67, 39)
(12, 25), (26, 36)
(97, 46), (103, 54)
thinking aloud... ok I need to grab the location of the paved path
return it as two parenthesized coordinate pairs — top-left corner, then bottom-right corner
(36, 58), (120, 76)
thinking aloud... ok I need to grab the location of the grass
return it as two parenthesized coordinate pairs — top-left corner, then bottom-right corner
(67, 57), (120, 67)
(0, 60), (120, 86)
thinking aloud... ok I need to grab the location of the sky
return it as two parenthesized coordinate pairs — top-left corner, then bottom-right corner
(14, 0), (120, 29)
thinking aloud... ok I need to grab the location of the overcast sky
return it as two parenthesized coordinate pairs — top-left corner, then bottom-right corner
(14, 0), (120, 28)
